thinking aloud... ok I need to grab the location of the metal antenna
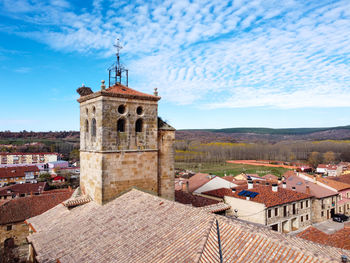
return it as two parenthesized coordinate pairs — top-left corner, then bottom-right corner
(108, 38), (128, 87)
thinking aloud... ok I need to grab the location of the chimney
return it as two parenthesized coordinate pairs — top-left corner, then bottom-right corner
(101, 80), (106, 90)
(272, 184), (278, 192)
(256, 181), (260, 185)
(278, 177), (282, 184)
(246, 196), (250, 201)
(153, 88), (158, 96)
(248, 180), (253, 189)
(231, 188), (236, 193)
(282, 181), (287, 189)
(306, 185), (310, 195)
(313, 175), (317, 183)
(292, 186), (296, 191)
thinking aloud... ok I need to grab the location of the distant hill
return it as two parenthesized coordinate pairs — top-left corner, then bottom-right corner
(177, 125), (350, 143)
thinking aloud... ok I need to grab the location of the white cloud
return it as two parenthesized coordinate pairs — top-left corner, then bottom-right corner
(0, 0), (350, 109)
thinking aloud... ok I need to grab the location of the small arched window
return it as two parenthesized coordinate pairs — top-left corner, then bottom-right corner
(85, 120), (89, 133)
(91, 118), (96, 137)
(117, 118), (125, 132)
(135, 119), (143, 133)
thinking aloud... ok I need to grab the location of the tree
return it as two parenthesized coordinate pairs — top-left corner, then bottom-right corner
(308, 151), (321, 168)
(69, 149), (80, 161)
(323, 151), (336, 164)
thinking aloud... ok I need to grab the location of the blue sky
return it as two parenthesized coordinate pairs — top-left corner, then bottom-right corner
(0, 0), (350, 131)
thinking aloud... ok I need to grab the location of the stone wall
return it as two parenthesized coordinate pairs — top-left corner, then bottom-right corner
(157, 130), (175, 200)
(101, 151), (158, 203)
(312, 196), (337, 223)
(80, 151), (103, 204)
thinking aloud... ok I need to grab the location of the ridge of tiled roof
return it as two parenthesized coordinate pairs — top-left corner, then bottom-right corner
(0, 189), (73, 225)
(200, 203), (231, 213)
(203, 185), (311, 208)
(26, 189), (350, 262)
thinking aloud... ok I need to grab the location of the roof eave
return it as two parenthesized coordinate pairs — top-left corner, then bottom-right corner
(77, 91), (161, 103)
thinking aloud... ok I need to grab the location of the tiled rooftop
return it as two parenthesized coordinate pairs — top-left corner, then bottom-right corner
(0, 152), (58, 156)
(27, 189), (350, 262)
(0, 189), (73, 225)
(0, 165), (39, 179)
(316, 176), (350, 191)
(204, 185), (311, 208)
(0, 182), (48, 197)
(175, 190), (220, 207)
(187, 173), (213, 192)
(297, 226), (350, 250)
(329, 174), (350, 186)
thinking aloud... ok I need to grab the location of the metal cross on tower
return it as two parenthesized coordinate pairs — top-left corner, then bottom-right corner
(108, 38), (129, 87)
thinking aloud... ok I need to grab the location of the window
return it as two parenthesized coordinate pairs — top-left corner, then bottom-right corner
(306, 214), (309, 221)
(274, 207), (278, 216)
(136, 106), (143, 115)
(86, 108), (88, 115)
(300, 202), (303, 209)
(283, 206), (287, 217)
(6, 225), (12, 231)
(117, 118), (125, 132)
(306, 200), (309, 208)
(91, 118), (96, 137)
(85, 119), (89, 133)
(292, 203), (296, 215)
(135, 119), (143, 133)
(118, 105), (126, 114)
(339, 207), (342, 213)
(301, 216), (304, 222)
(268, 209), (272, 218)
(321, 211), (324, 217)
(92, 106), (96, 114)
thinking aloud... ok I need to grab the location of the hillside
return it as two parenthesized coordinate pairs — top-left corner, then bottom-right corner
(176, 125), (350, 143)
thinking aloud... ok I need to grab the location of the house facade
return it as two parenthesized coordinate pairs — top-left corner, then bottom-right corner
(203, 183), (312, 233)
(0, 153), (58, 165)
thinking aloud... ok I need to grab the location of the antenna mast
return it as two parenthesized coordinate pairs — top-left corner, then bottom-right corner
(108, 38), (129, 87)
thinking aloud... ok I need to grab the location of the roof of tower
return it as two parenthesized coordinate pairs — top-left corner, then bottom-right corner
(77, 83), (160, 103)
(158, 117), (175, 131)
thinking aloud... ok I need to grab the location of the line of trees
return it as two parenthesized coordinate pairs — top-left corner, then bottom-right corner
(175, 140), (350, 166)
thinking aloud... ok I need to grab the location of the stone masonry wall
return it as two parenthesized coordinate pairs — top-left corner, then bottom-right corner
(102, 151), (158, 203)
(157, 130), (175, 200)
(80, 151), (103, 204)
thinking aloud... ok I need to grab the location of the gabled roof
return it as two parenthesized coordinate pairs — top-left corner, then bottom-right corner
(175, 190), (220, 207)
(284, 175), (337, 198)
(0, 182), (48, 197)
(329, 174), (350, 185)
(316, 177), (350, 191)
(27, 189), (350, 262)
(0, 189), (73, 225)
(204, 185), (311, 208)
(0, 165), (39, 179)
(187, 173), (213, 192)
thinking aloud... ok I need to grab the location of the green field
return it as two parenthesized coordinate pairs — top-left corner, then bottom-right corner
(175, 162), (291, 177)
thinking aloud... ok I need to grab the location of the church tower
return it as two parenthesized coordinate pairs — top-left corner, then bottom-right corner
(77, 41), (175, 204)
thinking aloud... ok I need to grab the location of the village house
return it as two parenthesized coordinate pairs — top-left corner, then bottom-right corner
(0, 189), (73, 262)
(298, 173), (350, 215)
(283, 174), (338, 223)
(0, 165), (40, 186)
(0, 152), (58, 165)
(0, 182), (48, 200)
(202, 181), (312, 233)
(316, 164), (342, 176)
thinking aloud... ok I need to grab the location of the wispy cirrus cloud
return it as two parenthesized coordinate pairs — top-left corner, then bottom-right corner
(1, 0), (349, 109)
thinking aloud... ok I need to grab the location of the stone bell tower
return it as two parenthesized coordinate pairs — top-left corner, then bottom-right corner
(77, 41), (175, 204)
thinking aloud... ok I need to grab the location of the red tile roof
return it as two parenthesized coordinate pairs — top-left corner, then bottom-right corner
(297, 226), (350, 250)
(262, 174), (279, 181)
(104, 84), (158, 99)
(0, 152), (58, 156)
(0, 182), (48, 197)
(175, 190), (220, 207)
(0, 189), (73, 224)
(329, 174), (350, 186)
(316, 176), (350, 191)
(187, 173), (213, 192)
(204, 185), (311, 208)
(0, 165), (39, 179)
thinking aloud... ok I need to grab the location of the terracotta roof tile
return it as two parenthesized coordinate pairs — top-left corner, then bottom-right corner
(0, 152), (58, 156)
(0, 165), (39, 179)
(175, 190), (219, 207)
(0, 189), (73, 224)
(187, 173), (213, 192)
(316, 177), (350, 191)
(204, 185), (311, 208)
(26, 189), (350, 263)
(329, 174), (350, 186)
(0, 182), (48, 197)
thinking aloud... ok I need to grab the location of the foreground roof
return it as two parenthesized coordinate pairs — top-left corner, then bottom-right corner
(27, 189), (349, 262)
(204, 185), (311, 208)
